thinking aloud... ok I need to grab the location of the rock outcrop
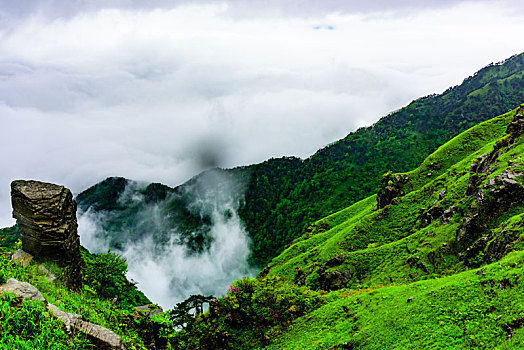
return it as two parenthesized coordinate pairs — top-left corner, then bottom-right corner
(456, 108), (524, 259)
(418, 204), (461, 228)
(316, 254), (352, 291)
(376, 172), (409, 210)
(505, 107), (524, 141)
(11, 180), (82, 290)
(0, 278), (45, 301)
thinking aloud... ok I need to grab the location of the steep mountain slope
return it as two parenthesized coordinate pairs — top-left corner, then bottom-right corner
(76, 53), (524, 267)
(241, 52), (524, 266)
(176, 105), (524, 349)
(267, 107), (521, 286)
(262, 105), (524, 349)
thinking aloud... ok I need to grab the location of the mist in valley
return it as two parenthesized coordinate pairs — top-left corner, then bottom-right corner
(77, 170), (256, 309)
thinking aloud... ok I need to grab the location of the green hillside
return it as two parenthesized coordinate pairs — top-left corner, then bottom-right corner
(240, 53), (524, 266)
(0, 245), (172, 349)
(76, 53), (524, 268)
(174, 104), (524, 349)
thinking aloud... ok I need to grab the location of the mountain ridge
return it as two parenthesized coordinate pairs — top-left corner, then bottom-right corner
(76, 52), (524, 267)
(174, 104), (524, 349)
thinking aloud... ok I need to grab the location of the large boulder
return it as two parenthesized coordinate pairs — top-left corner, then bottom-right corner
(11, 180), (82, 289)
(48, 304), (126, 349)
(376, 172), (409, 210)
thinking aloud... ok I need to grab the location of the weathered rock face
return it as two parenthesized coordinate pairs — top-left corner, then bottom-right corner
(0, 278), (45, 301)
(316, 254), (352, 291)
(376, 173), (409, 210)
(48, 304), (126, 350)
(457, 108), (524, 262)
(459, 170), (524, 262)
(505, 107), (524, 141)
(11, 180), (82, 290)
(417, 204), (461, 228)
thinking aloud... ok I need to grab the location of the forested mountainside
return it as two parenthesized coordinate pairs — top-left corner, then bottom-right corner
(176, 104), (524, 349)
(76, 53), (524, 267)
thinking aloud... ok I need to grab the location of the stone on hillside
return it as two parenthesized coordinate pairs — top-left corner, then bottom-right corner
(376, 173), (409, 210)
(47, 303), (83, 332)
(48, 303), (125, 349)
(505, 107), (524, 140)
(11, 249), (33, 266)
(76, 320), (126, 350)
(0, 279), (125, 349)
(0, 278), (45, 301)
(11, 180), (82, 289)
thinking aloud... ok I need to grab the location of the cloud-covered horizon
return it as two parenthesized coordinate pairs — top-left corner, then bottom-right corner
(0, 1), (523, 227)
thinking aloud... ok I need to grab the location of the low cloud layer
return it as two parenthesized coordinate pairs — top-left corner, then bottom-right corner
(79, 205), (254, 309)
(2, 0), (523, 22)
(78, 171), (255, 309)
(1, 1), (523, 226)
(121, 210), (253, 308)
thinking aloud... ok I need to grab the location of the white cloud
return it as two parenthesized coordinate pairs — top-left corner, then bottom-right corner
(0, 1), (523, 227)
(77, 173), (256, 309)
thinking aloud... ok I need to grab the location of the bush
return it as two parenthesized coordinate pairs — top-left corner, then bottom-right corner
(81, 249), (150, 307)
(173, 276), (322, 349)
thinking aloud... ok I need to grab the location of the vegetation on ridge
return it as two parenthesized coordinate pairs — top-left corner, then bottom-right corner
(240, 53), (524, 266)
(75, 53), (524, 267)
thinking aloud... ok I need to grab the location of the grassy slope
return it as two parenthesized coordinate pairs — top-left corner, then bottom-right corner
(266, 251), (524, 350)
(257, 105), (524, 349)
(267, 109), (514, 281)
(0, 251), (171, 349)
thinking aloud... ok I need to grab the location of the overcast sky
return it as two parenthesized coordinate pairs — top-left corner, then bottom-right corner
(0, 0), (523, 227)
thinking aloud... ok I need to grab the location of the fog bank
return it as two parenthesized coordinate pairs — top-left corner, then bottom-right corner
(78, 172), (255, 309)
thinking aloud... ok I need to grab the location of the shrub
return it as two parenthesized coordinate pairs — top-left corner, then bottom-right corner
(172, 276), (322, 349)
(81, 249), (150, 307)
